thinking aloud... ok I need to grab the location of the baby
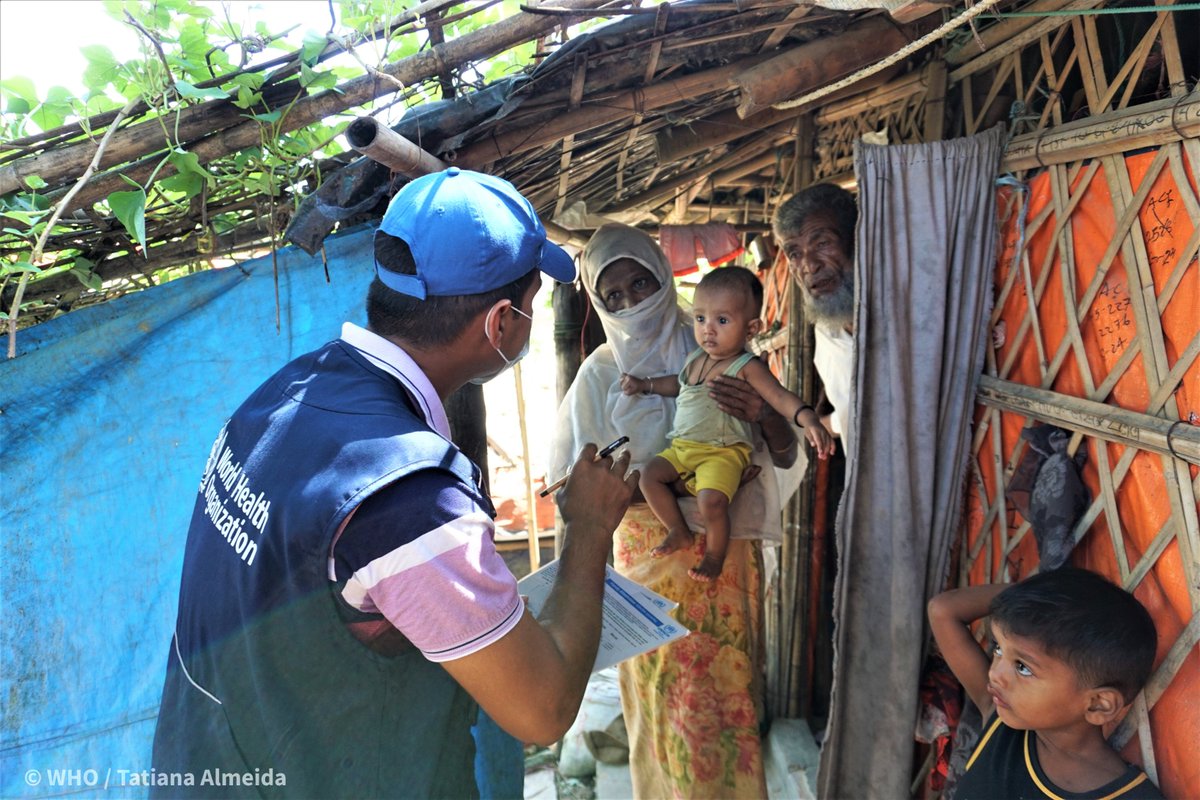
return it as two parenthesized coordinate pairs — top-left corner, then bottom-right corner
(622, 266), (834, 581)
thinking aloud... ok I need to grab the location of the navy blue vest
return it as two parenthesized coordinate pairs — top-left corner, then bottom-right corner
(152, 341), (486, 799)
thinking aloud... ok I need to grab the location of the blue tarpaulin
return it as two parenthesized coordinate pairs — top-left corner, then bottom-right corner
(1, 226), (378, 796)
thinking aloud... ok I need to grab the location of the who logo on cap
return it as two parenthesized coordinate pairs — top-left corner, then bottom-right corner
(375, 167), (577, 298)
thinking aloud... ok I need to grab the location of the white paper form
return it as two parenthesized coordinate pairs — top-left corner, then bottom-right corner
(517, 560), (688, 672)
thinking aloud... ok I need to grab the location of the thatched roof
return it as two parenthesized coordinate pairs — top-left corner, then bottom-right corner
(4, 0), (1192, 332)
(0, 0), (963, 328)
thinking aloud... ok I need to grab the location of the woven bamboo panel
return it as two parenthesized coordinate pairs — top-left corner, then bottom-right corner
(812, 64), (944, 182)
(945, 8), (1200, 796)
(964, 142), (1198, 796)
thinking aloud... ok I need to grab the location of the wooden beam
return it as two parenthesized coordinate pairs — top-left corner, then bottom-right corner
(923, 59), (948, 142)
(712, 152), (778, 185)
(815, 67), (933, 124)
(760, 5), (812, 52)
(890, 0), (956, 24)
(616, 3), (670, 194)
(0, 0), (466, 195)
(543, 220), (591, 249)
(554, 53), (590, 217)
(656, 107), (796, 164)
(733, 16), (916, 117)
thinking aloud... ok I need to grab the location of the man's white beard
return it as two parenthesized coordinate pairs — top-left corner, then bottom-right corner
(802, 275), (854, 328)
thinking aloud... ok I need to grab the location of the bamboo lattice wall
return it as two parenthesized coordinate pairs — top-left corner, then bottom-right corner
(953, 4), (1197, 797)
(764, 4), (1198, 795)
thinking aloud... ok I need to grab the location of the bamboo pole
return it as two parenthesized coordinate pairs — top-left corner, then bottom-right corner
(0, 0), (474, 197)
(1002, 94), (1200, 171)
(923, 59), (948, 141)
(948, 0), (1105, 82)
(14, 216), (277, 307)
(655, 107), (801, 165)
(944, 0), (1077, 65)
(512, 361), (541, 572)
(975, 375), (1200, 465)
(345, 117), (447, 176)
(712, 153), (778, 186)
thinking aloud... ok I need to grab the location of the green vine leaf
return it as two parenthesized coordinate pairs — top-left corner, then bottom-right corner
(167, 148), (212, 178)
(0, 76), (39, 111)
(23, 175), (48, 190)
(71, 266), (104, 291)
(174, 80), (230, 101)
(108, 188), (148, 254)
(31, 86), (76, 132)
(299, 64), (338, 91)
(2, 261), (40, 277)
(82, 45), (121, 92)
(246, 109), (281, 123)
(299, 31), (328, 66)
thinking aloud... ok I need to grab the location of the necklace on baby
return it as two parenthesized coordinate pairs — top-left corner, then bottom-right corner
(694, 353), (726, 385)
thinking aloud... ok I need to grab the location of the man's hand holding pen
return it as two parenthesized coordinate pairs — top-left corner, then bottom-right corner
(552, 439), (639, 553)
(540, 436), (630, 497)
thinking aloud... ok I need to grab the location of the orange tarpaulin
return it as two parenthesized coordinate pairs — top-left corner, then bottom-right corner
(967, 149), (1198, 798)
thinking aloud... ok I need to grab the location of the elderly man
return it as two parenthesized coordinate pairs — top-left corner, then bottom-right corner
(773, 183), (858, 451)
(151, 168), (638, 798)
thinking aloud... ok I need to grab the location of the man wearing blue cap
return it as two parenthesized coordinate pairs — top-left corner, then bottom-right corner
(151, 168), (638, 798)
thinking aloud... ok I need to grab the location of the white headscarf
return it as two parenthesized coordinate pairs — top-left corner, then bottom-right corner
(548, 223), (692, 476)
(548, 223), (800, 543)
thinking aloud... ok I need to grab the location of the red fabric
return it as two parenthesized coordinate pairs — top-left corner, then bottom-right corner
(915, 652), (963, 795)
(659, 223), (744, 275)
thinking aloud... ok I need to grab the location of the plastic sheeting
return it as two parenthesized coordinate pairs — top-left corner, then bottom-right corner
(1, 225), (376, 797)
(967, 149), (1199, 798)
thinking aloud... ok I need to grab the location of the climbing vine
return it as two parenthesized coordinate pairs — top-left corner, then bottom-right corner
(0, 0), (534, 338)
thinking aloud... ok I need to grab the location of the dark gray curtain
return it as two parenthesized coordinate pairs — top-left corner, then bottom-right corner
(817, 125), (1005, 799)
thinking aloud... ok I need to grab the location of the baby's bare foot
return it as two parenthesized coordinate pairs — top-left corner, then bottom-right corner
(688, 553), (725, 582)
(652, 528), (694, 558)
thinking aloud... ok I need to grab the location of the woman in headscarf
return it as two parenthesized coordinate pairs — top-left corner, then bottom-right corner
(549, 223), (803, 798)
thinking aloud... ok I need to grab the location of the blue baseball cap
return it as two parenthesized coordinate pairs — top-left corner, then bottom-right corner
(375, 167), (577, 298)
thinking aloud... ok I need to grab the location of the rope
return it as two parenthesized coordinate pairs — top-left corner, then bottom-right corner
(988, 3), (1200, 16)
(995, 174), (1030, 283)
(771, 0), (1007, 111)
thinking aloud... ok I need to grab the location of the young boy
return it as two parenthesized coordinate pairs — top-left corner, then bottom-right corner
(927, 568), (1164, 799)
(621, 267), (834, 582)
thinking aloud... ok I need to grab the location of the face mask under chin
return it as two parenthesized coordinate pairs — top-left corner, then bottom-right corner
(469, 305), (532, 385)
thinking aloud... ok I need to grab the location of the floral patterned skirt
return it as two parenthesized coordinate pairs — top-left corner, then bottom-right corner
(612, 504), (767, 799)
